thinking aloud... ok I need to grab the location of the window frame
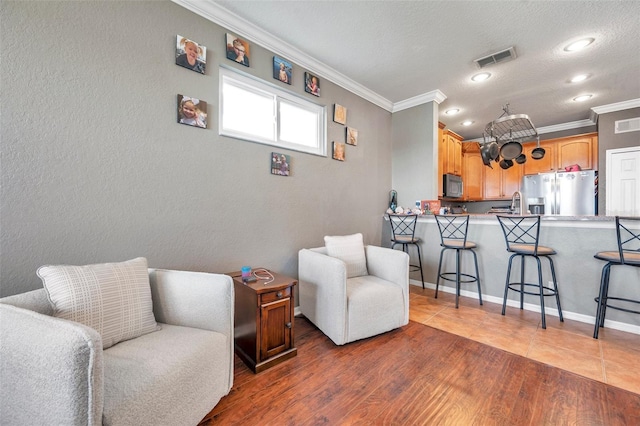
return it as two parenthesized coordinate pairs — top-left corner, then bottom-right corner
(219, 66), (327, 156)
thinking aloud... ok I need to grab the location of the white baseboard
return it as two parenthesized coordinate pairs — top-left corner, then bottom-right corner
(410, 279), (640, 336)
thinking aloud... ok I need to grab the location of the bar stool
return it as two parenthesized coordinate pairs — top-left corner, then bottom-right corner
(593, 216), (640, 339)
(434, 214), (482, 308)
(496, 215), (563, 329)
(388, 213), (424, 289)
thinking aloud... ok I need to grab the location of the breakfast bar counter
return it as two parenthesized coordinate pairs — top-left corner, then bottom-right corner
(381, 214), (640, 333)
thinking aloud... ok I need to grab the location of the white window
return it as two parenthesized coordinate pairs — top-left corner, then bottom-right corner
(219, 67), (326, 156)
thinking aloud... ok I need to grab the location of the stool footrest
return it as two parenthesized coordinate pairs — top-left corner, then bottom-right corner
(507, 282), (558, 297)
(439, 272), (479, 284)
(594, 296), (640, 315)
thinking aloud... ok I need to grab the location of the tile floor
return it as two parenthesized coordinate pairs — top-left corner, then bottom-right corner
(409, 285), (640, 395)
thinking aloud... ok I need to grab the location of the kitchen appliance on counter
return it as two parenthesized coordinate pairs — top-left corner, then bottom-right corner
(522, 170), (597, 216)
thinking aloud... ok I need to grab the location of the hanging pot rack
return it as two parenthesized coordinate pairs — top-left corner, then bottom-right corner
(479, 104), (540, 169)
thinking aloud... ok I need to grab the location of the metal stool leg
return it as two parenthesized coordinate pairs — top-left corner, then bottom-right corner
(519, 255), (526, 310)
(548, 257), (563, 322)
(536, 256), (546, 329)
(435, 248), (445, 298)
(414, 243), (425, 289)
(471, 249), (482, 305)
(455, 249), (461, 308)
(593, 263), (611, 339)
(502, 254), (516, 316)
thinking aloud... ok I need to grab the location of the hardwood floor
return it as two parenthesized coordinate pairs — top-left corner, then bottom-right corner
(201, 290), (640, 425)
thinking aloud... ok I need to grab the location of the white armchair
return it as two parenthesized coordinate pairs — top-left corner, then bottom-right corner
(298, 236), (409, 345)
(0, 264), (234, 426)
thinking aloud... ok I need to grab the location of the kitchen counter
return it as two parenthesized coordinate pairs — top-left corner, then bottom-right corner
(382, 214), (639, 334)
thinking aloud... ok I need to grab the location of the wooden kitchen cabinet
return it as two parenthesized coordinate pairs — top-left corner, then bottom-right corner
(230, 269), (297, 373)
(444, 130), (463, 176)
(484, 163), (522, 200)
(462, 144), (484, 201)
(556, 134), (597, 170)
(522, 133), (597, 174)
(522, 141), (555, 174)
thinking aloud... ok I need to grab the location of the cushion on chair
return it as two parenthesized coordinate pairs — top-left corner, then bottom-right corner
(442, 239), (476, 249)
(102, 324), (229, 426)
(345, 275), (406, 342)
(38, 257), (160, 349)
(595, 250), (640, 265)
(324, 233), (369, 278)
(508, 243), (556, 256)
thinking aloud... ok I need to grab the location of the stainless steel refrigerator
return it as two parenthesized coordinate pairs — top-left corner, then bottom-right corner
(521, 170), (598, 215)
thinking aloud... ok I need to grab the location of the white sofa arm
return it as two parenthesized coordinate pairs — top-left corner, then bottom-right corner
(365, 245), (410, 323)
(148, 269), (234, 336)
(298, 248), (348, 345)
(0, 304), (104, 426)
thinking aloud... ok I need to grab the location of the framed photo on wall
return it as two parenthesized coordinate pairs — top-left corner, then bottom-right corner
(226, 33), (250, 67)
(177, 94), (207, 129)
(175, 35), (206, 74)
(273, 56), (292, 85)
(346, 127), (358, 146)
(333, 104), (347, 125)
(332, 142), (345, 161)
(304, 72), (320, 96)
(271, 152), (291, 176)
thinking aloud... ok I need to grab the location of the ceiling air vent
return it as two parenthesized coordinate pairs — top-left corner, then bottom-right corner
(615, 117), (640, 134)
(474, 47), (517, 69)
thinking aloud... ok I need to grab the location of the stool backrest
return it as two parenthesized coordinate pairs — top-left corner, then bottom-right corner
(616, 216), (640, 265)
(388, 214), (418, 240)
(434, 214), (469, 246)
(497, 215), (542, 255)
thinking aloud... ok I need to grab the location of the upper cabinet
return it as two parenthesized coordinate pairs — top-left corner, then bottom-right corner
(523, 133), (598, 174)
(441, 128), (463, 176)
(462, 143), (483, 201)
(461, 132), (598, 201)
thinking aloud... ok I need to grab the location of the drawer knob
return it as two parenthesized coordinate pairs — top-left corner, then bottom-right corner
(276, 291), (283, 298)
(285, 322), (292, 329)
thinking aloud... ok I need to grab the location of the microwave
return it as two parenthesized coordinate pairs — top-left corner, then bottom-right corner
(443, 174), (463, 198)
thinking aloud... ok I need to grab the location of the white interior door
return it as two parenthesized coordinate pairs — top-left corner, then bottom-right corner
(606, 146), (640, 216)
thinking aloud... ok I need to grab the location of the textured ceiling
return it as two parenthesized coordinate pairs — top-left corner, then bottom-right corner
(213, 0), (640, 140)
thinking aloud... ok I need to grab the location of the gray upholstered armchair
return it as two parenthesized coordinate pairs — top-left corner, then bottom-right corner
(298, 234), (409, 345)
(0, 262), (234, 426)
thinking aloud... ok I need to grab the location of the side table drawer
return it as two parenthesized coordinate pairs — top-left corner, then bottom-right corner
(261, 287), (291, 304)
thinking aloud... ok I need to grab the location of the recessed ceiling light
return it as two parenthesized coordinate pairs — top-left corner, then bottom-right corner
(471, 72), (491, 82)
(462, 120), (474, 126)
(573, 94), (593, 102)
(570, 74), (589, 83)
(564, 38), (595, 52)
(445, 108), (460, 115)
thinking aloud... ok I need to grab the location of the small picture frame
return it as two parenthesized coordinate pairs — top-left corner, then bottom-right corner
(273, 56), (292, 85)
(271, 152), (291, 176)
(226, 33), (250, 67)
(177, 94), (207, 129)
(333, 104), (347, 125)
(346, 127), (358, 146)
(304, 72), (320, 96)
(175, 35), (206, 74)
(332, 142), (345, 161)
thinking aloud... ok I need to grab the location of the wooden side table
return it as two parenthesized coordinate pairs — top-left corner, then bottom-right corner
(227, 269), (297, 373)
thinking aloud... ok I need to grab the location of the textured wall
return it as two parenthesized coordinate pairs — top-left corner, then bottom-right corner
(391, 102), (438, 207)
(597, 107), (640, 215)
(0, 1), (392, 297)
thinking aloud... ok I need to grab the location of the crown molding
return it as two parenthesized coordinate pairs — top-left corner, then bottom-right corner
(536, 118), (596, 134)
(172, 0), (394, 111)
(392, 90), (448, 113)
(591, 98), (640, 115)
